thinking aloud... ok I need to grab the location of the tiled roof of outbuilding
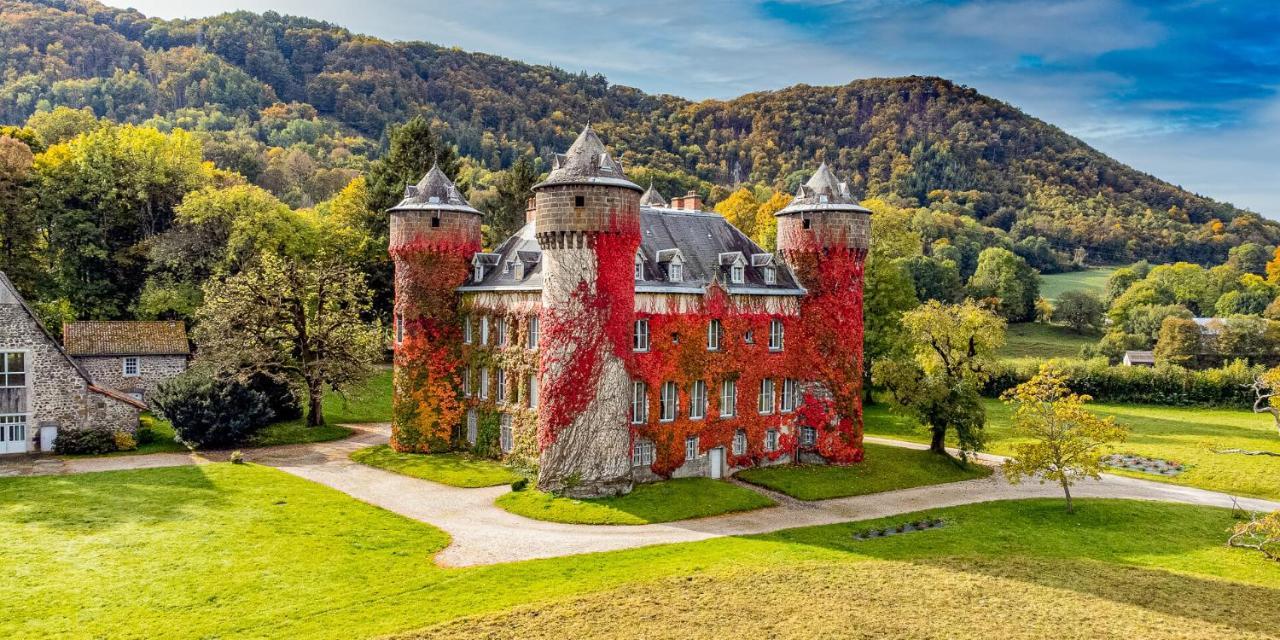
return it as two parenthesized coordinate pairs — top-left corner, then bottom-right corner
(63, 321), (190, 356)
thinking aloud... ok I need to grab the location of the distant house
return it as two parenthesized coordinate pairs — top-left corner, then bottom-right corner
(0, 272), (144, 455)
(63, 321), (190, 403)
(1122, 350), (1155, 367)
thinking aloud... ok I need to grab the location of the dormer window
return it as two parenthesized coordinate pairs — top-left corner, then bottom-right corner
(474, 264), (485, 282)
(763, 266), (776, 285)
(669, 263), (682, 282)
(731, 264), (744, 284)
(634, 253), (644, 281)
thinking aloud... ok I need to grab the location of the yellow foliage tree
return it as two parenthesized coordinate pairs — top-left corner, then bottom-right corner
(1000, 363), (1129, 512)
(714, 187), (760, 239)
(752, 191), (791, 251)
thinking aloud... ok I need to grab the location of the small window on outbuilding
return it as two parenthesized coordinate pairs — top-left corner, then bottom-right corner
(574, 195), (586, 208)
(431, 216), (441, 228)
(802, 218), (811, 229)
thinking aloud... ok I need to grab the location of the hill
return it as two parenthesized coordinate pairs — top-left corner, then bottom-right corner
(2, 0), (1276, 269)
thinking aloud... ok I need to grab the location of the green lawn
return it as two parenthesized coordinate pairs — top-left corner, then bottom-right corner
(3, 464), (1277, 639)
(735, 443), (992, 501)
(1040, 266), (1119, 301)
(351, 445), (522, 487)
(998, 322), (1098, 360)
(865, 399), (1280, 501)
(495, 477), (776, 524)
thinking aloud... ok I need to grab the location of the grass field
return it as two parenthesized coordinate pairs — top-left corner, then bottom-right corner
(864, 399), (1280, 501)
(1040, 266), (1119, 301)
(735, 442), (991, 500)
(352, 445), (522, 487)
(998, 322), (1098, 359)
(496, 477), (775, 524)
(3, 463), (1277, 639)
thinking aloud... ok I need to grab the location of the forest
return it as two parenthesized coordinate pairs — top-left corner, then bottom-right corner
(2, 0), (1278, 329)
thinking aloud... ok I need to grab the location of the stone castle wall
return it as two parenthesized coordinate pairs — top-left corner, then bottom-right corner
(776, 209), (871, 253)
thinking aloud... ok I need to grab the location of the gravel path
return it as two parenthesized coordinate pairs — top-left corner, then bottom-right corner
(5, 425), (1278, 567)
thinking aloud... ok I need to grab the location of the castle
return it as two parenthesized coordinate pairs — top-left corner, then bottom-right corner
(388, 125), (870, 498)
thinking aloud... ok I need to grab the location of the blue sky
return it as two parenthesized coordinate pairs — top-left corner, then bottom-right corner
(112, 1), (1280, 216)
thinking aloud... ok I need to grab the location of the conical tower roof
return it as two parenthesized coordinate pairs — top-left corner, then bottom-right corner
(533, 124), (642, 192)
(639, 182), (668, 207)
(388, 163), (481, 215)
(776, 162), (870, 216)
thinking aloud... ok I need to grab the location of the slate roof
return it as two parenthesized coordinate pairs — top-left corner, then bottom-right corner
(776, 162), (871, 216)
(459, 192), (804, 296)
(533, 124), (643, 192)
(1123, 350), (1155, 364)
(63, 321), (190, 356)
(388, 164), (481, 215)
(639, 182), (668, 207)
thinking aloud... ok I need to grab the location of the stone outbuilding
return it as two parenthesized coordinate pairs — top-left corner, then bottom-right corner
(0, 272), (144, 455)
(63, 321), (191, 403)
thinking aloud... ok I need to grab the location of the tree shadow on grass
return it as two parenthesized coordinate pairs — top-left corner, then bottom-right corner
(0, 464), (226, 532)
(760, 498), (1280, 636)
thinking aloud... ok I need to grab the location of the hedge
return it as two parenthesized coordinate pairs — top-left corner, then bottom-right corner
(983, 358), (1262, 407)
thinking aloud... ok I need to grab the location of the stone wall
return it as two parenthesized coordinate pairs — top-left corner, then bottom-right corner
(77, 355), (188, 401)
(776, 209), (871, 253)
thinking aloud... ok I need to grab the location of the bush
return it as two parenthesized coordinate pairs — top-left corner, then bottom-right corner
(511, 477), (529, 492)
(984, 358), (1261, 407)
(152, 369), (275, 449)
(53, 428), (118, 455)
(244, 370), (303, 421)
(113, 431), (137, 451)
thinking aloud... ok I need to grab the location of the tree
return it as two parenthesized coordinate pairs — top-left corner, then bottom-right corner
(1154, 316), (1202, 366)
(1228, 242), (1272, 275)
(1053, 290), (1104, 333)
(901, 255), (962, 303)
(1228, 510), (1280, 561)
(1000, 363), (1128, 513)
(25, 106), (99, 146)
(967, 247), (1040, 322)
(862, 253), (918, 401)
(484, 155), (539, 248)
(752, 191), (792, 252)
(0, 136), (41, 295)
(194, 252), (381, 426)
(872, 300), (1005, 460)
(713, 188), (760, 239)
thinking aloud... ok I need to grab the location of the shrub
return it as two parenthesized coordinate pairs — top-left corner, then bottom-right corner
(112, 431), (137, 452)
(984, 358), (1260, 407)
(135, 414), (159, 445)
(152, 369), (274, 449)
(230, 450), (245, 464)
(244, 370), (303, 421)
(53, 428), (117, 455)
(510, 477), (529, 492)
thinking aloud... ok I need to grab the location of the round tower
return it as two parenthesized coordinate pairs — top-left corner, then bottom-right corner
(533, 124), (642, 498)
(775, 163), (871, 463)
(387, 165), (483, 453)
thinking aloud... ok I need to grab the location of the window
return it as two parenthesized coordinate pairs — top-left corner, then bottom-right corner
(500, 414), (513, 453)
(769, 319), (784, 351)
(800, 426), (817, 447)
(431, 216), (441, 228)
(394, 313), (404, 344)
(463, 367), (472, 397)
(707, 319), (722, 351)
(743, 329), (754, 344)
(732, 430), (747, 456)
(631, 381), (648, 424)
(685, 436), (699, 461)
(660, 381), (677, 421)
(690, 380), (706, 420)
(574, 195), (585, 208)
(527, 315), (539, 349)
(633, 319), (650, 352)
(758, 379), (775, 415)
(528, 374), (539, 408)
(668, 262), (682, 282)
(480, 316), (490, 345)
(1, 414), (26, 449)
(496, 317), (508, 347)
(720, 379), (737, 417)
(463, 316), (472, 344)
(0, 352), (26, 388)
(496, 369), (507, 404)
(765, 429), (780, 452)
(730, 263), (744, 284)
(635, 255), (644, 281)
(479, 367), (490, 400)
(802, 218), (812, 230)
(474, 264), (485, 282)
(763, 266), (777, 285)
(122, 357), (140, 377)
(632, 440), (655, 466)
(781, 379), (798, 413)
(466, 409), (478, 444)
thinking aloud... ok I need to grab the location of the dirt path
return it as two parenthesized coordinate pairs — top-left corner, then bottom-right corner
(6, 425), (1278, 567)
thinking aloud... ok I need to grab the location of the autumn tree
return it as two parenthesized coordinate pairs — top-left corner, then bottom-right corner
(194, 252), (381, 426)
(1001, 363), (1128, 512)
(1154, 316), (1202, 366)
(1228, 510), (1280, 561)
(873, 300), (1005, 460)
(752, 191), (791, 251)
(714, 187), (760, 239)
(1053, 290), (1105, 333)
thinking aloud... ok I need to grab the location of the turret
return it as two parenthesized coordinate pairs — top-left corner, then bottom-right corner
(533, 124), (642, 498)
(387, 165), (483, 453)
(774, 163), (870, 256)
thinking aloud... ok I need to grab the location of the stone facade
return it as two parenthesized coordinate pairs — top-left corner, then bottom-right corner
(0, 273), (140, 454)
(75, 355), (189, 402)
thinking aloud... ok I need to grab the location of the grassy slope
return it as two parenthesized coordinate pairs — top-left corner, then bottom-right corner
(864, 399), (1280, 500)
(1040, 266), (1119, 301)
(998, 322), (1098, 360)
(2, 464), (1277, 639)
(351, 445), (522, 487)
(735, 443), (992, 501)
(495, 478), (776, 525)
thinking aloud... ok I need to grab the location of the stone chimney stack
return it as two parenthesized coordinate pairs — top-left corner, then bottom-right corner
(670, 191), (703, 211)
(525, 196), (537, 224)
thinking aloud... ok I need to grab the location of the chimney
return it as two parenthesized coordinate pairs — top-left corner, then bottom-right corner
(526, 196), (537, 224)
(681, 191), (703, 211)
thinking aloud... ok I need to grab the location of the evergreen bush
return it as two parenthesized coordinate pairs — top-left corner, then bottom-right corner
(152, 369), (275, 448)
